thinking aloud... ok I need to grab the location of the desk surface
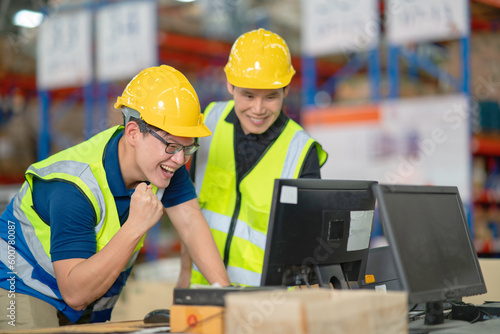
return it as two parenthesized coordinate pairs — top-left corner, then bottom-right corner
(2, 311), (498, 333)
(430, 317), (500, 333)
(0, 320), (170, 334)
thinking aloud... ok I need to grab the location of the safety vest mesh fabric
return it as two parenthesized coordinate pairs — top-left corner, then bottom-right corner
(191, 101), (327, 287)
(2, 126), (146, 323)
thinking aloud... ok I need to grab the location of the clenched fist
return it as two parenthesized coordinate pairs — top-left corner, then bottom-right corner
(127, 183), (165, 235)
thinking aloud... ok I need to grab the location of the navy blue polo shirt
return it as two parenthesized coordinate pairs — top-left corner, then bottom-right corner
(32, 130), (196, 262)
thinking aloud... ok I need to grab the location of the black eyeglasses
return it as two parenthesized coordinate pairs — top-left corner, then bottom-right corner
(142, 124), (199, 156)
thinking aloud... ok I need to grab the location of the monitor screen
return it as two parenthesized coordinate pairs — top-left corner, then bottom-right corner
(260, 179), (377, 289)
(373, 184), (487, 330)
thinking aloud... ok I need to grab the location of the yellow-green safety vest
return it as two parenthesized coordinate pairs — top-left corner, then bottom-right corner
(191, 101), (327, 286)
(5, 126), (150, 322)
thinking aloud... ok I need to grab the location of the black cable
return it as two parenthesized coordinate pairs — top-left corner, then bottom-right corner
(408, 311), (426, 322)
(408, 304), (420, 312)
(449, 300), (495, 323)
(343, 271), (351, 290)
(407, 304), (425, 322)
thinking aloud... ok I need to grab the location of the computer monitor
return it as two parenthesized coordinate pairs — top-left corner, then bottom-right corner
(361, 245), (402, 292)
(373, 184), (487, 332)
(260, 179), (377, 289)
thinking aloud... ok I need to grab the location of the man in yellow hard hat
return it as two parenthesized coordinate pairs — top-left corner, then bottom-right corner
(177, 29), (328, 288)
(0, 65), (230, 329)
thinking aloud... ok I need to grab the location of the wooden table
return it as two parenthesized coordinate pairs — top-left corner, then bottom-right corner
(0, 320), (170, 333)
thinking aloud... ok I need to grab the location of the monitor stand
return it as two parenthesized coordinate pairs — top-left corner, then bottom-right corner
(315, 264), (349, 289)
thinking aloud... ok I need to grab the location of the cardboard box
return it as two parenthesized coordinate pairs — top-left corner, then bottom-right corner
(170, 304), (224, 334)
(305, 290), (408, 333)
(224, 288), (408, 334)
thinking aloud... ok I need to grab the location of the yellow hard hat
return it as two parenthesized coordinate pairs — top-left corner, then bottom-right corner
(224, 28), (296, 89)
(114, 65), (211, 138)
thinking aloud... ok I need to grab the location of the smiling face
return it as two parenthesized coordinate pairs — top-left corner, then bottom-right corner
(228, 81), (289, 135)
(121, 121), (194, 189)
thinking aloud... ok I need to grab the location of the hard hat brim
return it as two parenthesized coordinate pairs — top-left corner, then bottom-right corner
(164, 123), (212, 138)
(224, 66), (295, 89)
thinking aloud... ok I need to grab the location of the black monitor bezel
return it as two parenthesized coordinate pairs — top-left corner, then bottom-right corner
(260, 178), (378, 288)
(372, 184), (487, 305)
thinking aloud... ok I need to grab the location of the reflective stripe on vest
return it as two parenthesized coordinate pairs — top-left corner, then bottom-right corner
(200, 208), (267, 251)
(13, 183), (55, 277)
(194, 101), (231, 196)
(192, 101), (326, 286)
(284, 130), (318, 177)
(23, 161), (107, 259)
(0, 237), (58, 298)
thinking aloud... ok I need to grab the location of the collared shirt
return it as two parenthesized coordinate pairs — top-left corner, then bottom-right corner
(190, 108), (320, 181)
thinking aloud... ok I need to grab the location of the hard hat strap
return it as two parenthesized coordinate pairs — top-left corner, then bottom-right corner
(121, 106), (141, 125)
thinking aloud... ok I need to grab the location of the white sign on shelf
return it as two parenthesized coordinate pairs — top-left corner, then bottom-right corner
(304, 94), (471, 203)
(301, 0), (380, 57)
(386, 0), (469, 45)
(37, 9), (93, 90)
(96, 0), (158, 82)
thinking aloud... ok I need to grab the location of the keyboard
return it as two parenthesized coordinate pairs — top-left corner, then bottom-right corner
(173, 286), (284, 306)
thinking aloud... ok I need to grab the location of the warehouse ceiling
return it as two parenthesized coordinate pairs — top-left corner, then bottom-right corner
(2, 0), (500, 36)
(2, 1), (500, 42)
(1, 1), (500, 30)
(0, 0), (48, 36)
(2, 0), (500, 74)
(0, 0), (299, 38)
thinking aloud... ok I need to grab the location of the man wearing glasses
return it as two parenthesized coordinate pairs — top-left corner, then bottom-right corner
(0, 65), (230, 329)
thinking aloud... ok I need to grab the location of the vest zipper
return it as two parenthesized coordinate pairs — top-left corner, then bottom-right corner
(223, 184), (241, 268)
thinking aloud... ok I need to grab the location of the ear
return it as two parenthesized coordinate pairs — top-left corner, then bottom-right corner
(226, 80), (234, 95)
(124, 121), (141, 147)
(283, 85), (290, 98)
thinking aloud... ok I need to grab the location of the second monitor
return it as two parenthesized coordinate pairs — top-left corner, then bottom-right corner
(260, 179), (377, 289)
(373, 184), (487, 332)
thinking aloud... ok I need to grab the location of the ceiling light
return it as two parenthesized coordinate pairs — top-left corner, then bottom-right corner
(13, 10), (44, 28)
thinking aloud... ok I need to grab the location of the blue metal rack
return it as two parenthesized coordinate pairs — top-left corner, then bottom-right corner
(301, 47), (382, 109)
(387, 37), (471, 98)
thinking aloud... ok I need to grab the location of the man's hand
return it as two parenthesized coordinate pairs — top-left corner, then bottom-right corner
(128, 183), (165, 234)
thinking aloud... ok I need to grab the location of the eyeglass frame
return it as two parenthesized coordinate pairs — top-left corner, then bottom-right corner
(138, 121), (199, 156)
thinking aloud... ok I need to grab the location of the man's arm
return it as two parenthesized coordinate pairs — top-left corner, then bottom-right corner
(167, 198), (230, 286)
(176, 158), (199, 288)
(177, 242), (193, 288)
(53, 183), (164, 310)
